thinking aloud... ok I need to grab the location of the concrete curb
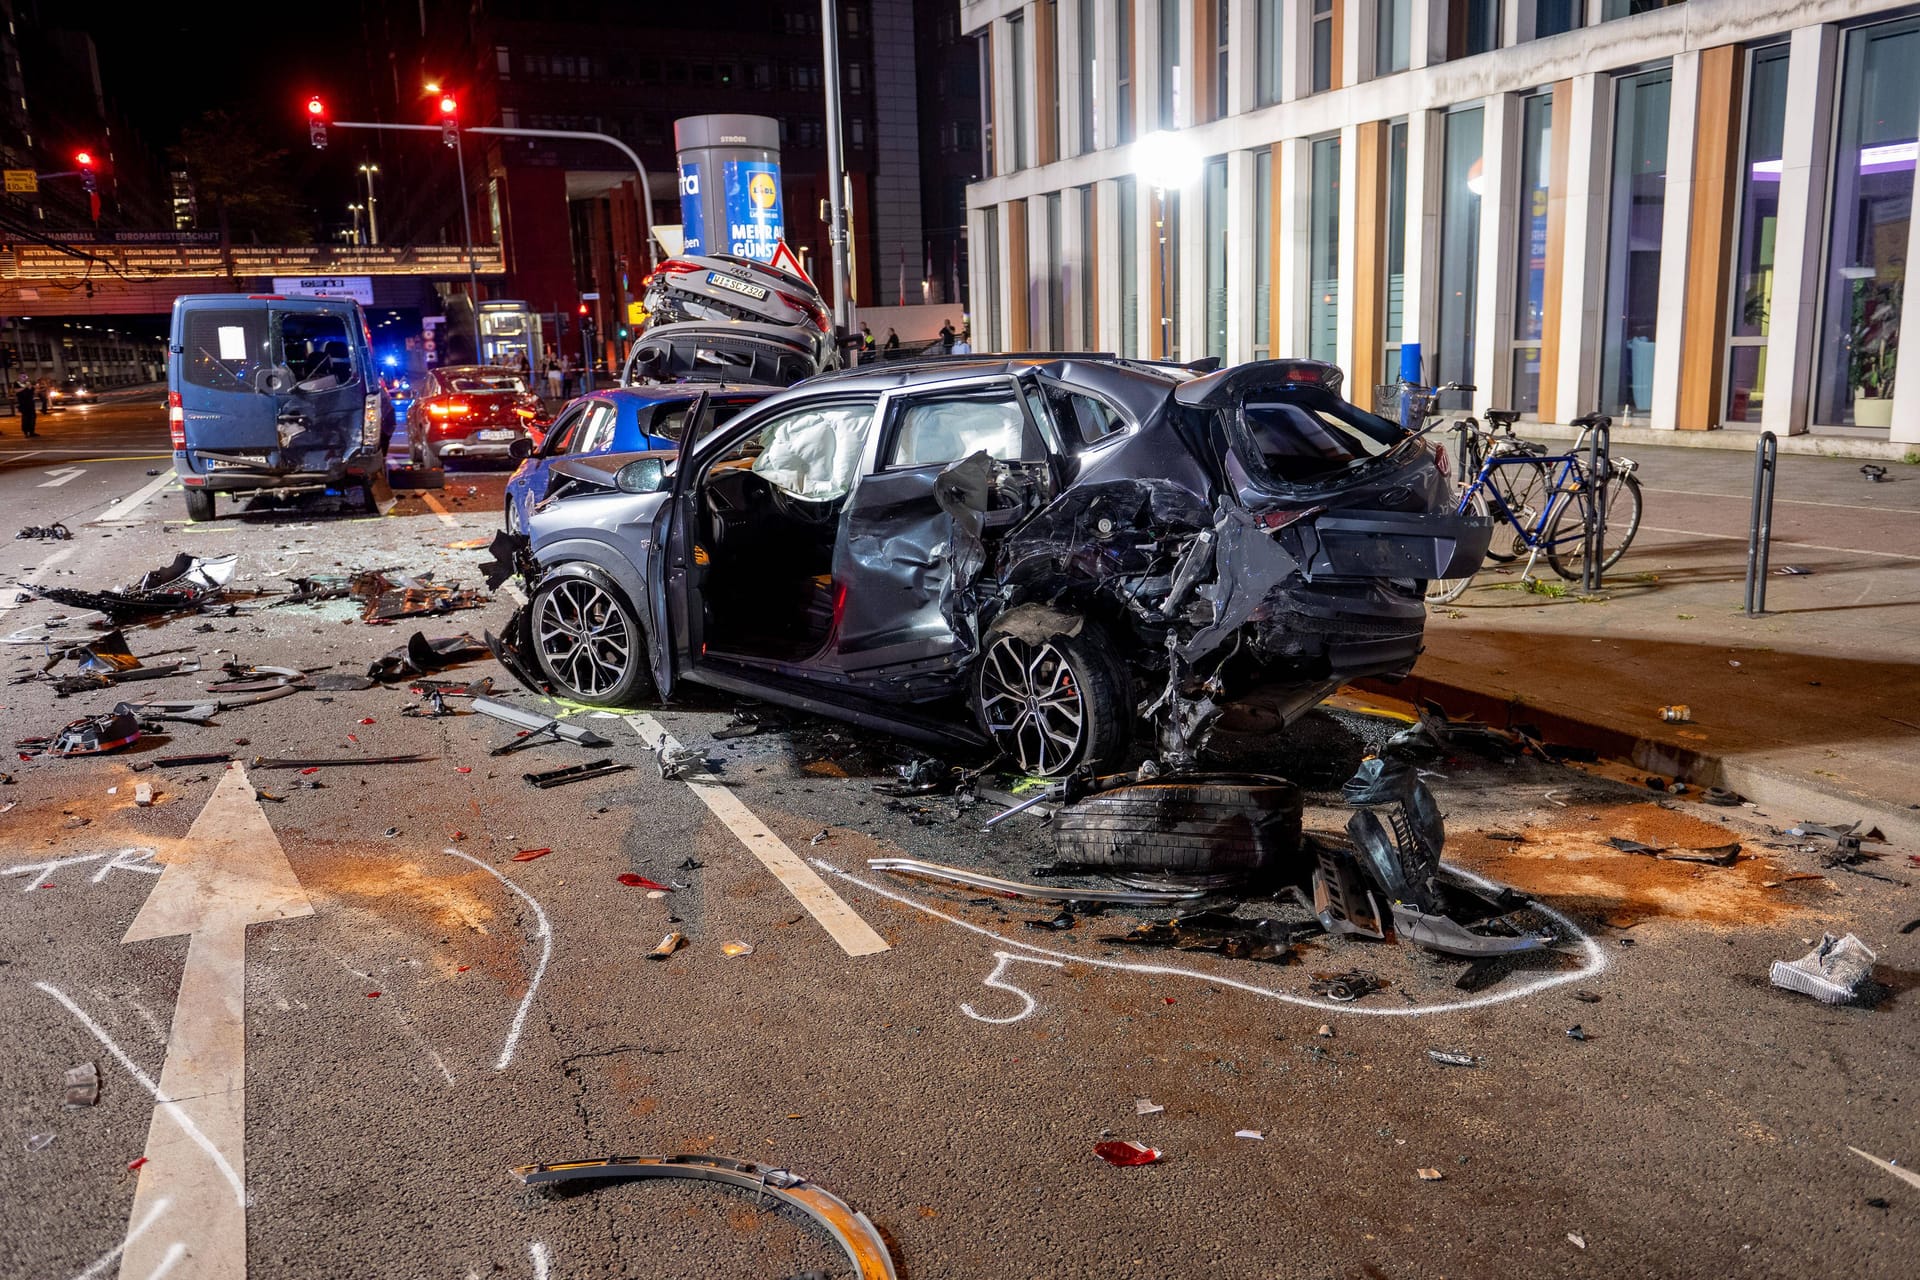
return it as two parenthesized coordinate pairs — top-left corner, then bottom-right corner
(1356, 672), (1920, 853)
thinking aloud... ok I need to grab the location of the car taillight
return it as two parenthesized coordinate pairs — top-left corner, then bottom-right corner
(362, 393), (381, 447)
(775, 288), (831, 332)
(167, 391), (185, 449)
(427, 399), (470, 418)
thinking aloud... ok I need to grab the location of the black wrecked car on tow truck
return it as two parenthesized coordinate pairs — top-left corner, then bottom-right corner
(486, 356), (1492, 777)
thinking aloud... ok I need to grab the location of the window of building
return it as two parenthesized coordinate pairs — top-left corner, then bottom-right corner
(1214, 0), (1230, 120)
(1814, 17), (1917, 428)
(846, 62), (864, 92)
(1079, 185), (1098, 344)
(1532, 0), (1582, 40)
(982, 212), (1002, 351)
(1724, 44), (1789, 425)
(1377, 0), (1411, 76)
(1043, 0), (1064, 163)
(1311, 0), (1334, 94)
(1437, 107), (1485, 405)
(1511, 92), (1552, 413)
(849, 117), (866, 147)
(1384, 118), (1409, 377)
(496, 46), (511, 77)
(1602, 0), (1685, 18)
(1009, 14), (1030, 170)
(1158, 0), (1180, 128)
(1119, 176), (1140, 354)
(1116, 0), (1136, 144)
(1450, 0), (1501, 59)
(1046, 192), (1065, 347)
(1204, 156), (1229, 359)
(979, 33), (995, 172)
(1254, 148), (1274, 358)
(1078, 0), (1097, 153)
(845, 3), (863, 35)
(1310, 135), (1341, 362)
(1598, 66), (1672, 419)
(1257, 0), (1284, 106)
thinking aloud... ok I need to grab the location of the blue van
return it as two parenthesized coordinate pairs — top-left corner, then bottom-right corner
(167, 294), (395, 521)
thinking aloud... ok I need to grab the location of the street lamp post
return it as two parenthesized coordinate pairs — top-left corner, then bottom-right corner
(347, 202), (364, 246)
(1129, 131), (1199, 361)
(819, 0), (856, 356)
(358, 163), (380, 246)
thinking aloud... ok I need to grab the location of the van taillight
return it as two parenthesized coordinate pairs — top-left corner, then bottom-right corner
(167, 391), (185, 449)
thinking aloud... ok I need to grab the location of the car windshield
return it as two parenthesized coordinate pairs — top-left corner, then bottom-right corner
(1236, 386), (1405, 485)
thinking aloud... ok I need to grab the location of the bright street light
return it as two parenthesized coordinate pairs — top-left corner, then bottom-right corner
(357, 162), (381, 246)
(1129, 130), (1201, 191)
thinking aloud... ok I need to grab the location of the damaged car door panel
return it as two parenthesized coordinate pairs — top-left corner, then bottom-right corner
(493, 357), (1492, 776)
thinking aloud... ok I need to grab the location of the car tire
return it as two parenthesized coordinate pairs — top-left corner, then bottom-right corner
(184, 489), (215, 522)
(971, 618), (1128, 777)
(526, 569), (653, 707)
(504, 497), (522, 535)
(1051, 774), (1305, 879)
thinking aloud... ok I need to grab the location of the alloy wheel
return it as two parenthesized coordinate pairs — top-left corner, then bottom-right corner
(533, 578), (633, 698)
(977, 634), (1087, 775)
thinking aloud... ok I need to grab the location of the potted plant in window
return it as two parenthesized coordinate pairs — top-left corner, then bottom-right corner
(1849, 277), (1899, 429)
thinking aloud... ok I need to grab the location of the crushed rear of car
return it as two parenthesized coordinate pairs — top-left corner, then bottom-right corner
(491, 356), (1490, 775)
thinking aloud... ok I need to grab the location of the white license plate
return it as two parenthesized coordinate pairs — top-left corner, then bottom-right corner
(707, 271), (770, 301)
(477, 429), (516, 441)
(208, 459), (260, 471)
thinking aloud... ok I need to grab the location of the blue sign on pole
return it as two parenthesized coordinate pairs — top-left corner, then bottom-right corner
(678, 161), (704, 255)
(722, 160), (784, 262)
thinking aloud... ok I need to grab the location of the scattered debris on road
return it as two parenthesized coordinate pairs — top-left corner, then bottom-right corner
(512, 1154), (899, 1279)
(369, 632), (488, 682)
(1770, 933), (1877, 1004)
(524, 759), (631, 788)
(1093, 1140), (1163, 1167)
(349, 569), (487, 624)
(61, 1061), (99, 1108)
(31, 552), (237, 621)
(648, 931), (685, 959)
(15, 523), (72, 541)
(15, 710), (144, 757)
(1426, 1050), (1479, 1068)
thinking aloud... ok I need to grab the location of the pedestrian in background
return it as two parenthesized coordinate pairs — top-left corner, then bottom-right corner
(546, 355), (564, 403)
(952, 329), (973, 355)
(885, 328), (900, 353)
(15, 378), (38, 436)
(34, 377), (50, 412)
(939, 319), (955, 353)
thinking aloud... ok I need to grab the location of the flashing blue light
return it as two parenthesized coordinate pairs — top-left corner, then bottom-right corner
(383, 353), (399, 367)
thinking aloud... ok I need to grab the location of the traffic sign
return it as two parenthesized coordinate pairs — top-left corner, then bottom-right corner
(768, 239), (812, 288)
(4, 169), (37, 194)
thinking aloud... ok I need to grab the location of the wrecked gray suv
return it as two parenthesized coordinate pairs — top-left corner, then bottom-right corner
(489, 356), (1492, 776)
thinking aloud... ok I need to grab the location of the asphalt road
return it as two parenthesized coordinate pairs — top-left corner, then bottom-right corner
(1, 403), (1914, 1279)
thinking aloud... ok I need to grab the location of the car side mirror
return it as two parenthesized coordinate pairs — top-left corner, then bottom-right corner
(509, 437), (533, 460)
(615, 457), (668, 494)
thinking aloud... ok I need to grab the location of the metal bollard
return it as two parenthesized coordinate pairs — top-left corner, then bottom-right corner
(1580, 421), (1610, 594)
(1744, 431), (1778, 616)
(1452, 418), (1472, 485)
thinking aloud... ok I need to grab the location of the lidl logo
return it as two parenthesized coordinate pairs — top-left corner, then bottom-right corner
(749, 171), (778, 212)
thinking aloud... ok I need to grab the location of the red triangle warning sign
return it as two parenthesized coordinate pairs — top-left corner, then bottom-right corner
(768, 239), (814, 289)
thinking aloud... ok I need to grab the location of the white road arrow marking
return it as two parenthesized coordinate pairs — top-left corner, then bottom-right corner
(116, 763), (313, 1280)
(38, 465), (85, 487)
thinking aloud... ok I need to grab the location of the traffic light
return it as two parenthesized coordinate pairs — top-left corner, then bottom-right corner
(307, 96), (327, 149)
(439, 94), (458, 147)
(74, 151), (95, 192)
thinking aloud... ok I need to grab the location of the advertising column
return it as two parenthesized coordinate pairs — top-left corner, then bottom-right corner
(674, 114), (785, 263)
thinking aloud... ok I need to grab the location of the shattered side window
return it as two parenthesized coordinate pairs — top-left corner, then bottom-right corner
(276, 311), (358, 392)
(540, 401), (592, 456)
(1237, 386), (1403, 484)
(180, 308), (271, 392)
(884, 389), (1042, 468)
(1048, 386), (1128, 443)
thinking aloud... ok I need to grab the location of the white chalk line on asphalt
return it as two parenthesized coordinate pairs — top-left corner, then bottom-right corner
(626, 713), (890, 957)
(0, 543), (76, 611)
(814, 859), (1608, 1018)
(34, 982), (248, 1205)
(65, 1195), (172, 1280)
(1639, 524), (1920, 562)
(962, 951), (1065, 1024)
(530, 1242), (552, 1279)
(436, 847), (552, 1071)
(92, 468), (177, 523)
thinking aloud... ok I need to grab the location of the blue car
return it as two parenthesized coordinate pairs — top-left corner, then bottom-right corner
(504, 383), (779, 532)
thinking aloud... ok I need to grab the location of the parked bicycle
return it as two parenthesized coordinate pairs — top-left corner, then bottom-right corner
(1425, 410), (1642, 603)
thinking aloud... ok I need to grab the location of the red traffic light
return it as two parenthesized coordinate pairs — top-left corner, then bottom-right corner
(74, 150), (93, 167)
(307, 95), (324, 117)
(577, 303), (589, 315)
(438, 94), (458, 116)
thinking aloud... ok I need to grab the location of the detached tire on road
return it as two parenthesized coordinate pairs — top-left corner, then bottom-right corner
(184, 489), (215, 523)
(1051, 774), (1305, 879)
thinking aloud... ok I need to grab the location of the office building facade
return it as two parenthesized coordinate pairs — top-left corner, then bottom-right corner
(961, 0), (1918, 442)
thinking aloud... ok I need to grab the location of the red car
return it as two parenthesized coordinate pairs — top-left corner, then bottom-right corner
(406, 365), (548, 470)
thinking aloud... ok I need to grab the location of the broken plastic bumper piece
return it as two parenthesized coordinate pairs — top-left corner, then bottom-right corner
(511, 1154), (897, 1280)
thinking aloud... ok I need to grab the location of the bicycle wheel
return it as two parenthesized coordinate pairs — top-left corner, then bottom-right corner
(1547, 473), (1644, 581)
(1482, 459), (1552, 563)
(1425, 489), (1490, 605)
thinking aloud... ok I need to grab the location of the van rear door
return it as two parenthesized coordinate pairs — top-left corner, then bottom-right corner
(269, 304), (369, 473)
(174, 302), (278, 454)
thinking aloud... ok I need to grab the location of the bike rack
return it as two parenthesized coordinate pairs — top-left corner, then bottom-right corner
(1744, 430), (1778, 616)
(1578, 421), (1611, 593)
(1452, 420), (1473, 484)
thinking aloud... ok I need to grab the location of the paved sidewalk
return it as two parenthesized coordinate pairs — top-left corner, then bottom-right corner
(1370, 443), (1920, 847)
